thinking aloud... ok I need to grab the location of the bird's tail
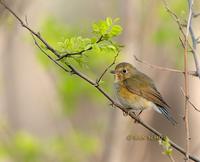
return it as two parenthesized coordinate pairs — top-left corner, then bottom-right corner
(157, 106), (177, 125)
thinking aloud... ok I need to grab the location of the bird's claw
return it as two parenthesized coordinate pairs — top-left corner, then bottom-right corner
(123, 109), (136, 117)
(123, 111), (128, 116)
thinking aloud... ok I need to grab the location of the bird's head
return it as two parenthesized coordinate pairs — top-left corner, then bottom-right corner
(110, 62), (138, 82)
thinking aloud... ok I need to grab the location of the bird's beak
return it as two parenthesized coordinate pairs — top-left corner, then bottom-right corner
(110, 70), (116, 74)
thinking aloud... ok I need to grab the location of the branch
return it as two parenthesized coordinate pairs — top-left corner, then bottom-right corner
(188, 6), (200, 78)
(0, 1), (60, 58)
(1, 1), (200, 162)
(188, 100), (200, 113)
(168, 154), (175, 162)
(133, 55), (197, 76)
(183, 0), (193, 160)
(162, 0), (185, 37)
(180, 87), (200, 113)
(162, 0), (200, 78)
(96, 52), (119, 85)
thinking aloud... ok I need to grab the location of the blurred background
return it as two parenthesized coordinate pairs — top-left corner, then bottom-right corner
(0, 0), (200, 161)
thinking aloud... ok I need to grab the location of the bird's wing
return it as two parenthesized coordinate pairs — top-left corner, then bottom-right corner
(123, 72), (170, 109)
(124, 73), (177, 125)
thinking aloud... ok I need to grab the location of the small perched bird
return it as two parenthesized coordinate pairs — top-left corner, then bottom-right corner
(111, 62), (176, 125)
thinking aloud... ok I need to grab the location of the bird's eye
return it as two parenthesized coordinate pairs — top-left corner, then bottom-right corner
(122, 69), (127, 73)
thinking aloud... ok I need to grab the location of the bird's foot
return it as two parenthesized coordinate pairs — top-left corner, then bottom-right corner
(123, 111), (128, 116)
(123, 109), (136, 117)
(109, 103), (115, 108)
(136, 110), (143, 117)
(122, 109), (141, 123)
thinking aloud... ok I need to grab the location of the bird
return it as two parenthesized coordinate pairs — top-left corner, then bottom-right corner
(110, 62), (177, 125)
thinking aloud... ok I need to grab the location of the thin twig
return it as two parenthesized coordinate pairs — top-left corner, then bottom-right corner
(0, 1), (60, 58)
(134, 55), (197, 76)
(1, 1), (200, 162)
(32, 36), (71, 73)
(188, 5), (200, 78)
(168, 154), (176, 162)
(24, 16), (71, 74)
(96, 52), (119, 85)
(180, 87), (200, 113)
(188, 100), (200, 113)
(162, 0), (185, 37)
(134, 55), (183, 73)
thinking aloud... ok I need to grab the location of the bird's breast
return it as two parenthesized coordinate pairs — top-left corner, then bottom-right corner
(114, 83), (154, 110)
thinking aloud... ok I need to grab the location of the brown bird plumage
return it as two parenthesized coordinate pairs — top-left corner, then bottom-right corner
(111, 62), (176, 125)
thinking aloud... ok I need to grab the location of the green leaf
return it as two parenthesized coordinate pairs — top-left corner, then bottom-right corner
(92, 43), (101, 53)
(84, 44), (92, 50)
(110, 25), (122, 36)
(106, 17), (113, 26)
(113, 17), (120, 23)
(159, 136), (173, 156)
(14, 131), (41, 161)
(164, 148), (173, 155)
(107, 45), (117, 52)
(92, 24), (100, 33)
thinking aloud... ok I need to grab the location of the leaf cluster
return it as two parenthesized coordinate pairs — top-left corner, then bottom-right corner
(159, 136), (173, 155)
(57, 17), (122, 66)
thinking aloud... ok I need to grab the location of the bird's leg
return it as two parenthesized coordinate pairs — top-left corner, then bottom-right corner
(123, 108), (136, 116)
(133, 110), (143, 123)
(123, 108), (141, 124)
(123, 111), (128, 116)
(137, 110), (143, 117)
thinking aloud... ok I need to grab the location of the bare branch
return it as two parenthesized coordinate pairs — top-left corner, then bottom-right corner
(168, 154), (176, 162)
(188, 15), (200, 78)
(162, 0), (186, 37)
(162, 0), (200, 78)
(183, 0), (194, 160)
(134, 55), (197, 76)
(188, 100), (200, 113)
(1, 1), (200, 162)
(0, 1), (60, 58)
(32, 36), (71, 74)
(96, 52), (119, 85)
(180, 87), (200, 113)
